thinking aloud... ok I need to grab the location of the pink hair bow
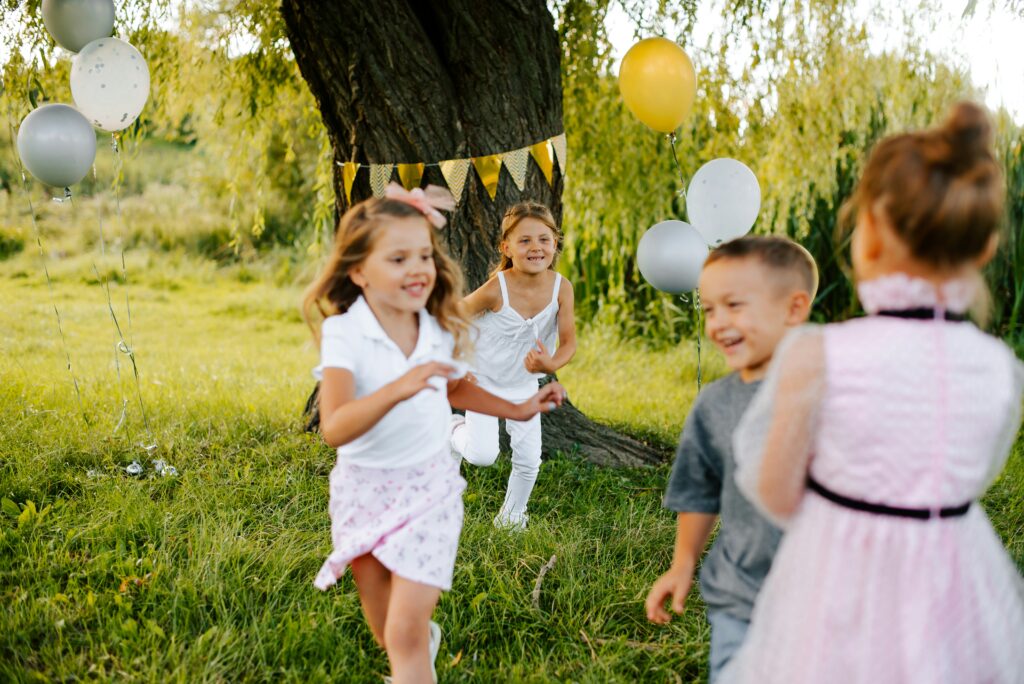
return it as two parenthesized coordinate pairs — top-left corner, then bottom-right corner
(384, 182), (456, 228)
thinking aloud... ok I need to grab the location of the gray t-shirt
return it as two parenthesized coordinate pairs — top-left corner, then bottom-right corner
(663, 372), (782, 622)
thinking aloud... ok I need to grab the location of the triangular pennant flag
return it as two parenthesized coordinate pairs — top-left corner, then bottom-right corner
(439, 159), (471, 205)
(397, 163), (425, 190)
(551, 133), (567, 178)
(342, 162), (359, 205)
(529, 141), (554, 186)
(472, 154), (502, 200)
(369, 164), (393, 198)
(501, 147), (530, 192)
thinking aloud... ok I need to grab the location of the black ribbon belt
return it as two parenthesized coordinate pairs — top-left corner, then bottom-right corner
(876, 307), (968, 322)
(807, 476), (971, 520)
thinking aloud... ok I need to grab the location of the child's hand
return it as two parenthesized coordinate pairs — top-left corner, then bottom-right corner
(389, 362), (457, 402)
(645, 563), (695, 624)
(515, 381), (567, 420)
(524, 339), (556, 374)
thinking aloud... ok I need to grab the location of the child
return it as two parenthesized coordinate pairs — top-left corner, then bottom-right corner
(449, 202), (577, 530)
(303, 184), (566, 684)
(645, 236), (818, 682)
(722, 103), (1024, 683)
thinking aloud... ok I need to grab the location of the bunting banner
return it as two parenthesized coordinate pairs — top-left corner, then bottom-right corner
(337, 132), (566, 205)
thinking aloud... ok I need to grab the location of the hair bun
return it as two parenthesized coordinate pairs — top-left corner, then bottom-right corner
(943, 101), (992, 165)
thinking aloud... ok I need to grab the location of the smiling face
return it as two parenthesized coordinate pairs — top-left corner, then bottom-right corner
(699, 256), (808, 382)
(501, 217), (557, 274)
(349, 215), (436, 315)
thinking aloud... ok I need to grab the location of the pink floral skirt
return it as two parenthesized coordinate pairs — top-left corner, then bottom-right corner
(313, 452), (466, 591)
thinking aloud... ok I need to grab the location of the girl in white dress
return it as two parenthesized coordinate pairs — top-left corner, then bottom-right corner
(450, 202), (577, 529)
(303, 185), (566, 683)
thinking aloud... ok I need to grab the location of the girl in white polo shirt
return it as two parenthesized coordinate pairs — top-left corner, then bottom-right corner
(302, 183), (565, 684)
(450, 202), (577, 530)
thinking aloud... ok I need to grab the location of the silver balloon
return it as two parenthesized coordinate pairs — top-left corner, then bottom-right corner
(636, 220), (709, 294)
(16, 104), (97, 188)
(687, 158), (761, 247)
(42, 0), (115, 53)
(71, 38), (150, 132)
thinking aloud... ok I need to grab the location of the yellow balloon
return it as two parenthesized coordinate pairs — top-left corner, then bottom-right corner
(618, 37), (697, 133)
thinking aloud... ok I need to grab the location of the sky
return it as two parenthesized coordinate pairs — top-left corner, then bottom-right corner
(605, 0), (1024, 122)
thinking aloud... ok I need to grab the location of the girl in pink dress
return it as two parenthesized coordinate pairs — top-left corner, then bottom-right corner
(722, 103), (1024, 683)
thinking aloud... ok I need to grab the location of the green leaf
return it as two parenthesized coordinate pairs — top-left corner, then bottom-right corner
(1, 498), (19, 518)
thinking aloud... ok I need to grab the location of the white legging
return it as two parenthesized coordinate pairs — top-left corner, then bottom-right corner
(450, 380), (541, 520)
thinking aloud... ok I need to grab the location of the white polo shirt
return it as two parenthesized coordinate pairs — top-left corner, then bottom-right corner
(313, 296), (466, 469)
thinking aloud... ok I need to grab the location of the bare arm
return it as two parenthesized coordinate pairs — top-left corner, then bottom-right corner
(447, 376), (566, 421)
(525, 279), (577, 374)
(319, 362), (456, 448)
(645, 512), (718, 623)
(461, 277), (501, 318)
(756, 334), (824, 518)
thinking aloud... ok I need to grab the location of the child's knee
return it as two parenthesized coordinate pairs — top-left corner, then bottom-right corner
(463, 442), (499, 467)
(383, 614), (428, 656)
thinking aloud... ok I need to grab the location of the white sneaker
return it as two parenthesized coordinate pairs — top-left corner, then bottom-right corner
(428, 620), (441, 682)
(447, 415), (465, 462)
(493, 510), (529, 531)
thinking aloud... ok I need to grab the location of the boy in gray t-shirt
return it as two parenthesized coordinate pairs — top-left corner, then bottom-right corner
(645, 236), (817, 682)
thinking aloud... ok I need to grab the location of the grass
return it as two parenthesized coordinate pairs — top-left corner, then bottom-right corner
(1, 238), (1022, 682)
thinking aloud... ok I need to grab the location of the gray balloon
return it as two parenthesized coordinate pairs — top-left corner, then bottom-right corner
(42, 0), (115, 53)
(636, 220), (709, 294)
(17, 104), (97, 188)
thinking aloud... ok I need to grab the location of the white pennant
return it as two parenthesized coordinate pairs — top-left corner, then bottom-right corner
(369, 164), (393, 198)
(551, 133), (567, 177)
(501, 147), (530, 192)
(439, 159), (471, 205)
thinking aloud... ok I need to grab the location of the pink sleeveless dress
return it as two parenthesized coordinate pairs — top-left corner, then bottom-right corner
(723, 274), (1024, 683)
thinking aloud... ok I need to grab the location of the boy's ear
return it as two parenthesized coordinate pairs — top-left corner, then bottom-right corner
(786, 290), (812, 325)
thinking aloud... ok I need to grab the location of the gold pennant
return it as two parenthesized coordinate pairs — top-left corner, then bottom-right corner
(342, 162), (359, 205)
(551, 133), (567, 177)
(472, 154), (502, 200)
(397, 163), (425, 190)
(369, 164), (393, 198)
(439, 159), (471, 205)
(530, 141), (554, 186)
(501, 147), (530, 192)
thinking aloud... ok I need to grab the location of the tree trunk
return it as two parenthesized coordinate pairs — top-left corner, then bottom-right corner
(282, 0), (667, 466)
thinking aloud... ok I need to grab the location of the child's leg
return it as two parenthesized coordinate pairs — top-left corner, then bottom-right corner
(497, 412), (542, 521)
(384, 575), (442, 684)
(451, 410), (499, 467)
(350, 553), (392, 649)
(706, 610), (750, 683)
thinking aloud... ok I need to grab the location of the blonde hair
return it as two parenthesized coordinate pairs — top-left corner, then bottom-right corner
(302, 197), (472, 357)
(489, 201), (562, 279)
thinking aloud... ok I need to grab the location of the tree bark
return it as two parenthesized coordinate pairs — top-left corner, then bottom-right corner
(282, 0), (667, 466)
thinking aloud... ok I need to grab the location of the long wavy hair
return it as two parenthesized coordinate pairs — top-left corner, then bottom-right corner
(489, 201), (562, 279)
(302, 197), (472, 357)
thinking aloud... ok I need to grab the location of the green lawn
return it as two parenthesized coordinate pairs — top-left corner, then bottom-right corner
(1, 245), (1021, 682)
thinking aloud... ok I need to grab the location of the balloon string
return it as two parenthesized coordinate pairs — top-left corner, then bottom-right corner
(6, 112), (89, 424)
(109, 132), (154, 446)
(693, 290), (703, 391)
(667, 132), (689, 219)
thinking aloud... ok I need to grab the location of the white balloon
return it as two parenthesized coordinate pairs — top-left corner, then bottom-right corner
(636, 220), (708, 294)
(687, 158), (761, 246)
(71, 38), (150, 132)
